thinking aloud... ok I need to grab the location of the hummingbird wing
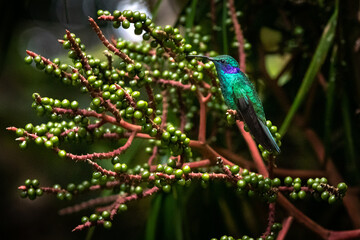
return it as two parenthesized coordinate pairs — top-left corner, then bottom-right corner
(234, 93), (280, 154)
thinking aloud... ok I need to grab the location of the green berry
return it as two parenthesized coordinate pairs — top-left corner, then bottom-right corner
(320, 177), (328, 184)
(153, 116), (162, 125)
(102, 211), (110, 219)
(136, 100), (147, 109)
(241, 169), (249, 176)
(337, 182), (348, 193)
(321, 191), (330, 201)
(93, 171), (102, 179)
(293, 183), (301, 191)
(156, 164), (164, 172)
(27, 188), (36, 200)
(307, 178), (314, 186)
(134, 21), (143, 29)
(167, 158), (177, 167)
(141, 170), (150, 179)
(182, 165), (191, 174)
(272, 178), (281, 187)
(230, 165), (240, 174)
(24, 56), (33, 64)
(32, 179), (40, 188)
(202, 173), (210, 181)
(290, 191), (298, 200)
(237, 179), (246, 188)
(103, 221), (112, 229)
(44, 140), (53, 149)
(162, 184), (171, 193)
(164, 166), (173, 175)
(174, 169), (183, 178)
(122, 19), (130, 29)
(56, 192), (65, 200)
(134, 186), (143, 194)
(114, 163), (122, 173)
(16, 128), (25, 136)
(118, 204), (128, 212)
(113, 10), (121, 18)
(162, 131), (171, 141)
(284, 176), (293, 186)
(89, 213), (98, 222)
(25, 179), (32, 187)
(270, 126), (277, 134)
(328, 195), (337, 204)
(298, 190), (306, 199)
(133, 110), (143, 119)
(81, 216), (89, 223)
(97, 10), (104, 16)
(227, 114), (236, 125)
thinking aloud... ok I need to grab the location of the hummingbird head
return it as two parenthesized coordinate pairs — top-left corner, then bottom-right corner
(187, 55), (241, 74)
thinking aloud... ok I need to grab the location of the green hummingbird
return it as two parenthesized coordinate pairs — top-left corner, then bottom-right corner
(188, 55), (280, 154)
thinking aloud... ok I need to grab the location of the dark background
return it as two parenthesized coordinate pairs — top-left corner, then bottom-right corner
(1, 0), (359, 239)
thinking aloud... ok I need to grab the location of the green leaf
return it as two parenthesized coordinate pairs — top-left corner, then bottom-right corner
(144, 194), (163, 240)
(185, 0), (198, 41)
(163, 189), (183, 240)
(341, 94), (359, 181)
(279, 5), (338, 136)
(151, 0), (163, 21)
(324, 45), (337, 157)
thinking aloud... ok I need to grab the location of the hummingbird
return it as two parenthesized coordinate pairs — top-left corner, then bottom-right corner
(188, 55), (280, 154)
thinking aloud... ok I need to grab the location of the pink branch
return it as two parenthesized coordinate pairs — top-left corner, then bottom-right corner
(277, 216), (294, 240)
(87, 159), (117, 176)
(236, 121), (268, 177)
(154, 78), (191, 90)
(53, 107), (141, 132)
(228, 0), (246, 72)
(109, 186), (160, 219)
(262, 203), (276, 238)
(147, 146), (158, 166)
(58, 131), (136, 161)
(65, 29), (91, 71)
(59, 194), (120, 215)
(197, 91), (208, 143)
(177, 89), (187, 132)
(72, 220), (104, 232)
(88, 17), (134, 64)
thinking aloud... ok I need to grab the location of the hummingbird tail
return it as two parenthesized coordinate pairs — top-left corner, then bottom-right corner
(236, 98), (280, 154)
(258, 120), (281, 154)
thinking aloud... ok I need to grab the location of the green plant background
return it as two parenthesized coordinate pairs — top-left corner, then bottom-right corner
(1, 0), (359, 239)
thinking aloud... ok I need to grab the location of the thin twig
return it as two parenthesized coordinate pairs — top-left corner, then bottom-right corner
(228, 0), (246, 72)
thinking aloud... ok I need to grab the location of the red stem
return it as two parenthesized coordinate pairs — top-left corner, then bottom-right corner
(59, 194), (120, 215)
(88, 17), (134, 64)
(277, 216), (294, 240)
(65, 29), (91, 71)
(262, 202), (276, 238)
(236, 121), (268, 177)
(58, 131), (136, 161)
(197, 91), (208, 143)
(228, 0), (246, 72)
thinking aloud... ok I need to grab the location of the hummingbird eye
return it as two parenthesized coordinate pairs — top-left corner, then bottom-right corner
(220, 59), (226, 64)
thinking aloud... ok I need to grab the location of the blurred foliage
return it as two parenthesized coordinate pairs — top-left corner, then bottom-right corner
(1, 0), (360, 239)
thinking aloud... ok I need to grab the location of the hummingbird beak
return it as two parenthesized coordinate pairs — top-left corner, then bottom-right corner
(187, 55), (213, 61)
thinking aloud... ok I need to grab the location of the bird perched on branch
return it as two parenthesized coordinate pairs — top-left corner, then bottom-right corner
(188, 55), (280, 154)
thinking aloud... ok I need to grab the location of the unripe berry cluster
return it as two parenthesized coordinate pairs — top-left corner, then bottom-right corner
(20, 179), (43, 200)
(210, 222), (282, 240)
(235, 168), (278, 202)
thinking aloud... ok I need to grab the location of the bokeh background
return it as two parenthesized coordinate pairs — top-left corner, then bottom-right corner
(1, 0), (359, 239)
